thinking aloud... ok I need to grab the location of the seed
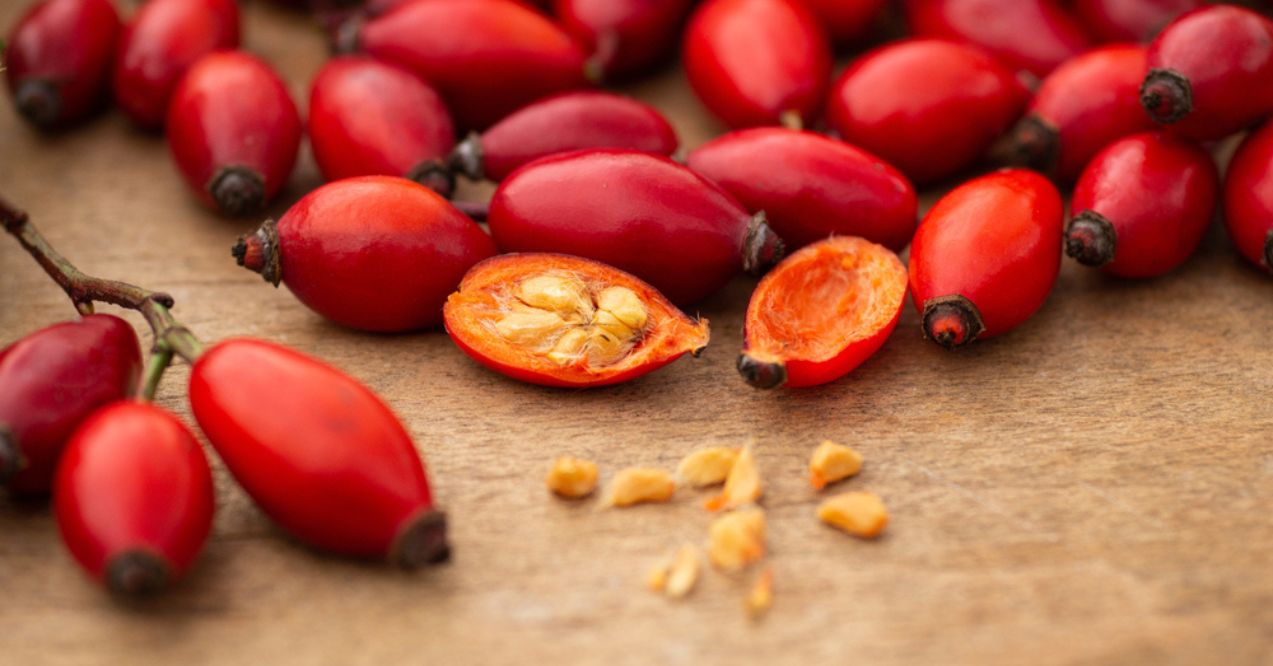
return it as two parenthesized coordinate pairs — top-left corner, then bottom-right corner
(595, 286), (648, 331)
(817, 491), (888, 538)
(545, 456), (599, 499)
(705, 444), (761, 511)
(493, 308), (567, 346)
(545, 328), (589, 366)
(586, 327), (632, 366)
(809, 440), (863, 490)
(707, 507), (765, 572)
(746, 567), (773, 618)
(604, 467), (675, 507)
(648, 544), (701, 599)
(517, 274), (593, 321)
(676, 446), (739, 488)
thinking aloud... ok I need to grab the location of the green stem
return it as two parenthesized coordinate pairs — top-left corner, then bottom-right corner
(139, 346), (174, 401)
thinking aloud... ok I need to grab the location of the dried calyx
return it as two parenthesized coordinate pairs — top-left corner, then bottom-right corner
(1066, 210), (1117, 267)
(1140, 68), (1192, 124)
(209, 167), (266, 217)
(995, 114), (1060, 175)
(390, 510), (451, 569)
(106, 550), (171, 597)
(232, 218), (282, 286)
(922, 294), (985, 350)
(0, 425), (19, 485)
(15, 80), (61, 129)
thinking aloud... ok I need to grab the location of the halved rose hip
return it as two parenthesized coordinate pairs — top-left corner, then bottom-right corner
(443, 254), (710, 388)
(738, 237), (906, 389)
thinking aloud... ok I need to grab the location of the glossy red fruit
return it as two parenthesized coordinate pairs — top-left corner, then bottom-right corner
(1223, 120), (1273, 273)
(738, 237), (907, 389)
(909, 169), (1063, 348)
(167, 51), (302, 216)
(308, 57), (456, 194)
(1140, 6), (1273, 141)
(55, 402), (213, 596)
(189, 338), (448, 566)
(113, 0), (240, 129)
(904, 0), (1091, 77)
(1073, 0), (1200, 43)
(1066, 133), (1217, 278)
(803, 0), (890, 44)
(826, 39), (1029, 185)
(342, 0), (589, 130)
(554, 0), (694, 79)
(451, 91), (678, 184)
(4, 0), (121, 129)
(444, 254), (710, 387)
(0, 315), (141, 495)
(487, 150), (785, 305)
(233, 176), (496, 332)
(687, 128), (918, 251)
(999, 44), (1154, 181)
(683, 0), (832, 129)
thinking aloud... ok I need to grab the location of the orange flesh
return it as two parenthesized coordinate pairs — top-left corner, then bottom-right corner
(745, 237), (907, 363)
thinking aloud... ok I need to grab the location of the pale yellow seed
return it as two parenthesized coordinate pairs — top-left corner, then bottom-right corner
(595, 286), (648, 331)
(517, 274), (593, 320)
(494, 309), (567, 346)
(604, 468), (675, 507)
(705, 444), (761, 511)
(809, 440), (863, 490)
(707, 508), (765, 572)
(676, 447), (740, 488)
(664, 544), (701, 598)
(817, 491), (888, 538)
(545, 457), (598, 499)
(586, 327), (631, 366)
(746, 567), (774, 618)
(647, 556), (670, 592)
(545, 327), (589, 365)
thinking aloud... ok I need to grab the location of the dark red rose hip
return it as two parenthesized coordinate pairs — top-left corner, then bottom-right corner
(1073, 0), (1200, 43)
(487, 150), (784, 305)
(4, 0), (121, 129)
(1141, 6), (1273, 141)
(1066, 132), (1218, 278)
(554, 0), (695, 79)
(803, 0), (890, 45)
(683, 0), (832, 129)
(166, 51), (302, 216)
(451, 91), (678, 184)
(55, 401), (214, 596)
(904, 0), (1091, 77)
(1224, 120), (1273, 273)
(0, 315), (141, 495)
(113, 0), (240, 129)
(308, 56), (456, 194)
(687, 128), (918, 252)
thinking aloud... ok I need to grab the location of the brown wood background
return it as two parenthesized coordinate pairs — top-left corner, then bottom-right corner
(2, 3), (1271, 665)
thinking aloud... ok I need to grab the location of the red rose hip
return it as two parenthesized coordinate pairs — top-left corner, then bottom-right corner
(1141, 6), (1273, 141)
(189, 338), (448, 566)
(683, 0), (832, 129)
(451, 91), (678, 184)
(554, 0), (695, 79)
(803, 0), (890, 45)
(486, 150), (784, 305)
(687, 128), (917, 251)
(826, 39), (1029, 185)
(4, 0), (121, 129)
(1073, 0), (1200, 43)
(113, 0), (240, 129)
(55, 402), (214, 596)
(0, 315), (141, 495)
(167, 51), (302, 216)
(1223, 120), (1273, 273)
(904, 0), (1091, 77)
(234, 176), (496, 332)
(308, 57), (456, 194)
(1066, 132), (1217, 278)
(909, 169), (1063, 348)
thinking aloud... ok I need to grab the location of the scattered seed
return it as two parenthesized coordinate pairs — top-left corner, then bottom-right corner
(707, 507), (766, 572)
(603, 467), (676, 507)
(817, 491), (888, 538)
(809, 440), (863, 490)
(705, 444), (761, 511)
(660, 544), (702, 599)
(746, 567), (774, 618)
(545, 456), (599, 499)
(676, 446), (740, 488)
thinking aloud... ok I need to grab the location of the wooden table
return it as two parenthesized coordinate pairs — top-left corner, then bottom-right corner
(2, 5), (1271, 665)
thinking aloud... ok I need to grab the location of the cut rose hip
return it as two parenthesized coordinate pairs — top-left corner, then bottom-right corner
(554, 0), (695, 79)
(443, 254), (710, 388)
(1073, 0), (1201, 43)
(738, 237), (907, 389)
(1224, 120), (1273, 274)
(903, 0), (1091, 77)
(545, 456), (599, 499)
(818, 491), (888, 538)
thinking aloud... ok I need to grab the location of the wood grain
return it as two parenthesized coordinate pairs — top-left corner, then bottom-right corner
(2, 4), (1271, 665)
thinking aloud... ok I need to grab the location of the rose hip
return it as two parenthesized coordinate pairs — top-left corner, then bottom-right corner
(308, 57), (456, 195)
(340, 0), (589, 130)
(826, 39), (1029, 185)
(803, 0), (890, 45)
(999, 44), (1154, 181)
(1066, 132), (1217, 278)
(112, 0), (240, 129)
(738, 237), (907, 389)
(444, 254), (710, 387)
(486, 150), (784, 305)
(166, 51), (302, 216)
(1073, 0), (1201, 43)
(4, 0), (121, 129)
(451, 91), (678, 184)
(55, 402), (214, 596)
(909, 169), (1063, 348)
(1140, 6), (1273, 141)
(1223, 120), (1273, 273)
(554, 0), (695, 79)
(687, 128), (918, 251)
(234, 176), (496, 332)
(904, 0), (1091, 77)
(0, 315), (141, 495)
(683, 0), (832, 129)
(189, 338), (449, 567)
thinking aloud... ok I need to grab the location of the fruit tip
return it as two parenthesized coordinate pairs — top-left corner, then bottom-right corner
(209, 167), (265, 217)
(1140, 68), (1192, 125)
(14, 79), (61, 129)
(1065, 211), (1117, 267)
(390, 509), (450, 569)
(0, 425), (20, 485)
(736, 354), (786, 389)
(922, 295), (984, 350)
(105, 550), (171, 597)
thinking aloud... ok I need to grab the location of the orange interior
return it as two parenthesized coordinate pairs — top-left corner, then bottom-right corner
(744, 237), (907, 363)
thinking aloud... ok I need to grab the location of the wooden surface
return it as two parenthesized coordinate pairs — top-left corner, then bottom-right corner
(2, 5), (1272, 665)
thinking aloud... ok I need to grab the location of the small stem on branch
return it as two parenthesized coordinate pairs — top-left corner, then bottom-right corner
(140, 346), (174, 401)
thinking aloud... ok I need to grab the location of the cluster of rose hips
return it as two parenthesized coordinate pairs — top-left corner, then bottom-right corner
(5, 0), (1273, 596)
